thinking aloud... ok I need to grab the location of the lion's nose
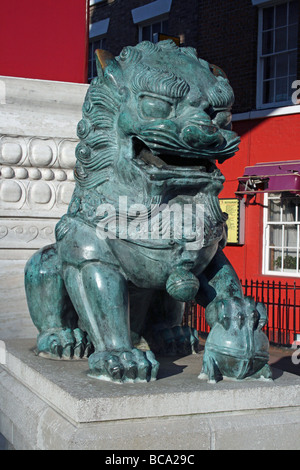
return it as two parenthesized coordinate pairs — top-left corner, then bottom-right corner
(181, 123), (224, 148)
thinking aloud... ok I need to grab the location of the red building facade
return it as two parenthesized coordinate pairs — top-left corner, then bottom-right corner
(196, 0), (300, 287)
(200, 0), (300, 344)
(0, 0), (89, 83)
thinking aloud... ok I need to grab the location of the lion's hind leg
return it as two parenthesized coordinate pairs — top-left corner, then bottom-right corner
(25, 244), (90, 359)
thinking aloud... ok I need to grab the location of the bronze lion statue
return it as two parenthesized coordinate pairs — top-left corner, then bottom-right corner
(25, 41), (271, 383)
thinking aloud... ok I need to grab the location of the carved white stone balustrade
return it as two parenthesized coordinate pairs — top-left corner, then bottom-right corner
(0, 76), (88, 338)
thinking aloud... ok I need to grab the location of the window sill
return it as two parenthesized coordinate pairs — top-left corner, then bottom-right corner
(89, 18), (110, 38)
(232, 104), (300, 122)
(131, 0), (172, 24)
(90, 0), (105, 5)
(262, 270), (300, 278)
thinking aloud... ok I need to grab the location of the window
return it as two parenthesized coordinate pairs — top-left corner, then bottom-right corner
(88, 37), (107, 82)
(131, 0), (172, 43)
(257, 1), (299, 108)
(263, 193), (300, 276)
(139, 19), (169, 42)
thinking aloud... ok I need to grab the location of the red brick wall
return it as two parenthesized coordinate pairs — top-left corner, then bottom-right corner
(89, 0), (258, 112)
(89, 0), (300, 112)
(90, 0), (199, 55)
(168, 0), (199, 48)
(90, 0), (140, 53)
(197, 0), (259, 114)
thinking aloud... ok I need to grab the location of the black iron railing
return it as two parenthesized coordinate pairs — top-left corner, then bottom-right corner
(183, 279), (300, 347)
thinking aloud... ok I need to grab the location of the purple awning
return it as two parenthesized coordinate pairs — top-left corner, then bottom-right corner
(236, 160), (300, 198)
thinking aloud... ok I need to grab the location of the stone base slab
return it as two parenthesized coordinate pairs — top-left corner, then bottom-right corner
(1, 339), (300, 450)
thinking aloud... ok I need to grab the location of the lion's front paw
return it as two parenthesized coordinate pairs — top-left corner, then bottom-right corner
(37, 327), (93, 359)
(88, 348), (159, 383)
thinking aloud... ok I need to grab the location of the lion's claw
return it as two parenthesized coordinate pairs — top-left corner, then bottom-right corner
(36, 327), (91, 360)
(88, 348), (159, 383)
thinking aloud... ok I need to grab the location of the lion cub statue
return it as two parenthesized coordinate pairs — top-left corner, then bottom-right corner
(25, 41), (272, 383)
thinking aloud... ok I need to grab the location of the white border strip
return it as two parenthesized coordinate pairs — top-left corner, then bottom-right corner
(90, 0), (105, 5)
(232, 105), (300, 121)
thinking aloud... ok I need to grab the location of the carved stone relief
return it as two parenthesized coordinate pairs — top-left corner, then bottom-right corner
(0, 135), (78, 249)
(0, 76), (87, 340)
(0, 135), (77, 169)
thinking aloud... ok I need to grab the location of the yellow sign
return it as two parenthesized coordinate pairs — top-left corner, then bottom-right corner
(219, 198), (240, 244)
(157, 33), (180, 46)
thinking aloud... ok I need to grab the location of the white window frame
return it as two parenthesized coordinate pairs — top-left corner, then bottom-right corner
(263, 192), (300, 277)
(256, 0), (299, 109)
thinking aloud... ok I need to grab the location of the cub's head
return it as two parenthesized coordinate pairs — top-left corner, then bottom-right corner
(75, 41), (240, 192)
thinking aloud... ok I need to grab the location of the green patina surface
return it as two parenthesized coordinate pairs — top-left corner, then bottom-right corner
(25, 41), (271, 384)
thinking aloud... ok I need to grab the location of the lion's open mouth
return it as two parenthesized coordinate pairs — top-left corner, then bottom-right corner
(132, 137), (221, 177)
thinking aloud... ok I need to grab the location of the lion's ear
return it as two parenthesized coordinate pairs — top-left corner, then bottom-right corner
(209, 64), (227, 79)
(95, 49), (115, 77)
(95, 49), (123, 89)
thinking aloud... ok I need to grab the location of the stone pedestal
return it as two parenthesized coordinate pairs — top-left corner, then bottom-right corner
(1, 339), (300, 450)
(0, 76), (88, 341)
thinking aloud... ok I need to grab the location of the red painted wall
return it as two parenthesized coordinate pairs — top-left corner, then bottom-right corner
(220, 112), (300, 285)
(0, 0), (89, 83)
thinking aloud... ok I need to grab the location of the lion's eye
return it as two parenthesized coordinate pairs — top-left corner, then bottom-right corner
(139, 96), (173, 119)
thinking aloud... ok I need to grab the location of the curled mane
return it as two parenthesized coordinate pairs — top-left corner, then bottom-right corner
(132, 65), (190, 99)
(74, 79), (120, 189)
